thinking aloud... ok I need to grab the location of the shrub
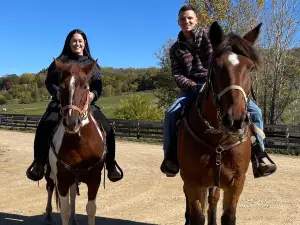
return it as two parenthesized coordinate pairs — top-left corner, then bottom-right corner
(0, 95), (7, 105)
(113, 95), (164, 121)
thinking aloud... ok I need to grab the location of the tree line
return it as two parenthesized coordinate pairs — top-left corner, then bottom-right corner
(0, 67), (161, 105)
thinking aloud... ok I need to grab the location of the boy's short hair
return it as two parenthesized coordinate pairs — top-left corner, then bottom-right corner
(178, 5), (196, 15)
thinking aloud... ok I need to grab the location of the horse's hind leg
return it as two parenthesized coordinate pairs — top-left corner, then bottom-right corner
(185, 185), (207, 225)
(207, 188), (221, 225)
(222, 176), (246, 225)
(69, 183), (78, 225)
(44, 176), (55, 224)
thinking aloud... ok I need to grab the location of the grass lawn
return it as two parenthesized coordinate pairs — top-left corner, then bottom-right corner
(0, 92), (157, 118)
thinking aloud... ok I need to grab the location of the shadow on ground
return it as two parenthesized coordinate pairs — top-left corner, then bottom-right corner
(0, 212), (157, 225)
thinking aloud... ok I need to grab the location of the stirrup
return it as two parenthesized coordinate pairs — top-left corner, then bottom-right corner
(107, 161), (123, 182)
(251, 152), (277, 178)
(26, 160), (44, 181)
(160, 158), (179, 177)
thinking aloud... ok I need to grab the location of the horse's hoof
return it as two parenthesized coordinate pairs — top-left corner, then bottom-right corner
(44, 215), (55, 225)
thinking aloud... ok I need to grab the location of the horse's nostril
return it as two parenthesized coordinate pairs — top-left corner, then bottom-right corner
(234, 120), (243, 129)
(222, 114), (234, 127)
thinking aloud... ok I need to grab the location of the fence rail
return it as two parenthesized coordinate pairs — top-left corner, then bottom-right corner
(1, 113), (300, 150)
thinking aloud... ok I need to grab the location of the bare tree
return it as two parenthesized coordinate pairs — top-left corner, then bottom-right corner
(154, 39), (180, 108)
(254, 0), (300, 124)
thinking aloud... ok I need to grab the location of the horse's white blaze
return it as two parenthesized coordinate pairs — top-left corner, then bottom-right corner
(49, 121), (65, 181)
(228, 53), (239, 65)
(68, 76), (76, 116)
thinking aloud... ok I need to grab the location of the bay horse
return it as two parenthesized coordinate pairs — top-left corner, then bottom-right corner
(178, 21), (262, 225)
(43, 59), (106, 225)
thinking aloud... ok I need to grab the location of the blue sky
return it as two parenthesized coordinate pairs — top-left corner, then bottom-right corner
(0, 0), (183, 76)
(0, 0), (299, 76)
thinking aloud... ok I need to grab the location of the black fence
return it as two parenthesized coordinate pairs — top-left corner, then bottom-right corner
(1, 113), (300, 150)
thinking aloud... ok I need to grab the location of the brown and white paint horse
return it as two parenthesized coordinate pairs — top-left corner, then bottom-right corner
(45, 59), (106, 225)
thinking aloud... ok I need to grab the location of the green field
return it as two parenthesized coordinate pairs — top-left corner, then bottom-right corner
(0, 92), (156, 118)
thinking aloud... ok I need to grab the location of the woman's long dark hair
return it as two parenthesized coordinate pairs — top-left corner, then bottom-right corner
(58, 29), (94, 61)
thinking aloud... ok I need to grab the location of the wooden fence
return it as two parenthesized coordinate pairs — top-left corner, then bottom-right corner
(1, 113), (300, 150)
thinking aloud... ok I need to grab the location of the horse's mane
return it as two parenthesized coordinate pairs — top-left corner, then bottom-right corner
(214, 33), (260, 67)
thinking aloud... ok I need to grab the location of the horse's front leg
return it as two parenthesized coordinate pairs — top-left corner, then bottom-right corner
(86, 176), (101, 225)
(69, 183), (78, 225)
(222, 175), (246, 225)
(184, 185), (207, 225)
(208, 187), (220, 225)
(58, 185), (71, 225)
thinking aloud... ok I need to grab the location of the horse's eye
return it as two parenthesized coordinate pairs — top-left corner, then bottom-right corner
(83, 84), (89, 89)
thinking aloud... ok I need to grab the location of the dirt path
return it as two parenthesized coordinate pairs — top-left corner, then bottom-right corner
(0, 130), (299, 225)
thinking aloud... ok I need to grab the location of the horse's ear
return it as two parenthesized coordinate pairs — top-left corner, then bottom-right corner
(243, 23), (262, 45)
(82, 59), (98, 76)
(209, 21), (225, 48)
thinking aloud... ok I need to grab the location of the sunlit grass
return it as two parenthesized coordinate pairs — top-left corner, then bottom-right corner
(0, 92), (157, 118)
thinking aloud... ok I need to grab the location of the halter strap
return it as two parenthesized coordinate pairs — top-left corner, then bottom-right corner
(60, 91), (90, 116)
(217, 85), (248, 103)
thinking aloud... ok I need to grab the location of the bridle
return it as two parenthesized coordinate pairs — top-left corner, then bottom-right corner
(197, 55), (251, 136)
(60, 89), (90, 124)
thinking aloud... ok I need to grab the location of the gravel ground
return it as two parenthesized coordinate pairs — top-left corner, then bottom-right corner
(0, 130), (299, 225)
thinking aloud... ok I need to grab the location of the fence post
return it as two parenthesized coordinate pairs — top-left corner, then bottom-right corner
(137, 122), (140, 139)
(285, 126), (290, 151)
(10, 115), (14, 130)
(112, 121), (116, 134)
(24, 115), (28, 129)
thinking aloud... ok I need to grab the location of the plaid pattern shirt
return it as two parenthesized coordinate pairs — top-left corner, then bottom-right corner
(169, 27), (213, 92)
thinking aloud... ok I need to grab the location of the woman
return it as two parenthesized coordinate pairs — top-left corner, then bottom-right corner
(26, 29), (123, 182)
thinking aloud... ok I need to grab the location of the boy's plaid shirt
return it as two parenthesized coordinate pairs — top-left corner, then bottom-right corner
(169, 27), (213, 92)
